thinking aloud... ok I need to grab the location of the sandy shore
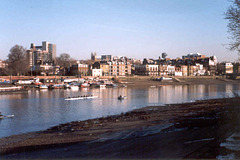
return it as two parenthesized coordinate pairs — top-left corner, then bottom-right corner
(1, 96), (240, 159)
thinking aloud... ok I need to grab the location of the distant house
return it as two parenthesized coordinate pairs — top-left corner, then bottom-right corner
(70, 63), (89, 76)
(92, 69), (102, 77)
(217, 62), (233, 74)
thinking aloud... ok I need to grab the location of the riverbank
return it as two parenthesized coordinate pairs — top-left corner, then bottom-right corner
(122, 76), (240, 87)
(1, 97), (240, 159)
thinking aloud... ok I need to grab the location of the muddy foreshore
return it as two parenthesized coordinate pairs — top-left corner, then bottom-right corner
(1, 96), (240, 159)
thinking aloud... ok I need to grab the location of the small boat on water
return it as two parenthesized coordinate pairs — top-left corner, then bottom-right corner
(70, 85), (79, 90)
(81, 83), (90, 88)
(100, 84), (106, 88)
(39, 85), (48, 89)
(118, 95), (127, 100)
(64, 84), (71, 89)
(0, 112), (14, 119)
(65, 95), (98, 100)
(106, 83), (118, 88)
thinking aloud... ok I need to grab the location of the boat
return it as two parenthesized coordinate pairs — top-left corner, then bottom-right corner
(160, 77), (173, 81)
(0, 112), (14, 119)
(150, 86), (157, 88)
(39, 85), (48, 89)
(81, 83), (90, 88)
(106, 83), (118, 88)
(65, 95), (98, 100)
(64, 84), (71, 89)
(100, 84), (106, 88)
(70, 85), (79, 90)
(53, 84), (65, 89)
(118, 95), (127, 100)
(48, 84), (65, 89)
(0, 86), (28, 94)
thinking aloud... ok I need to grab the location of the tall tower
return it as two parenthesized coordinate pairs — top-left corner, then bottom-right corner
(42, 41), (50, 52)
(91, 52), (97, 61)
(49, 43), (56, 63)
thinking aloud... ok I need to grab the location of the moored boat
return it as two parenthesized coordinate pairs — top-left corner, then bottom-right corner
(81, 83), (90, 88)
(100, 84), (106, 88)
(39, 85), (48, 89)
(0, 86), (28, 94)
(48, 84), (65, 89)
(70, 85), (79, 90)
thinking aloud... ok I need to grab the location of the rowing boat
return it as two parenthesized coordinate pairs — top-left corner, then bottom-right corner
(0, 114), (14, 119)
(65, 96), (98, 100)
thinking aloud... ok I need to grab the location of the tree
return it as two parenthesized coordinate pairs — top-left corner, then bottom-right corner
(56, 53), (76, 75)
(225, 0), (240, 53)
(7, 45), (27, 76)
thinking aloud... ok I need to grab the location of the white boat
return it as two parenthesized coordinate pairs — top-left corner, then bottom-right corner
(0, 114), (14, 119)
(64, 84), (71, 89)
(39, 85), (48, 89)
(100, 84), (106, 88)
(161, 77), (172, 81)
(0, 86), (26, 92)
(65, 95), (98, 100)
(70, 85), (79, 90)
(81, 83), (90, 88)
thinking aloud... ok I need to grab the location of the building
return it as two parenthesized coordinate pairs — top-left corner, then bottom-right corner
(100, 62), (110, 76)
(175, 66), (182, 76)
(92, 69), (102, 77)
(101, 55), (112, 61)
(70, 64), (89, 76)
(182, 53), (206, 59)
(26, 41), (56, 67)
(167, 65), (175, 75)
(26, 41), (57, 75)
(91, 52), (97, 61)
(0, 60), (8, 69)
(145, 64), (159, 76)
(217, 62), (233, 74)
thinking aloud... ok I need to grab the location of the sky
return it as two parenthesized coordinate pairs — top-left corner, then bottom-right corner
(0, 0), (238, 62)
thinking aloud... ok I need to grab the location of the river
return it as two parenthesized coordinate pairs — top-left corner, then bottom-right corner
(0, 83), (239, 138)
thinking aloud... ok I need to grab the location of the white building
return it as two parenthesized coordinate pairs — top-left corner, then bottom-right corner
(145, 64), (159, 76)
(167, 65), (175, 75)
(92, 69), (102, 77)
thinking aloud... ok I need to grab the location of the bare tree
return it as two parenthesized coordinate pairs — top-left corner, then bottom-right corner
(225, 0), (240, 53)
(7, 45), (27, 76)
(56, 53), (76, 75)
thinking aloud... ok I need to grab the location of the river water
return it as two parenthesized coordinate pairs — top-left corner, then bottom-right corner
(0, 83), (239, 138)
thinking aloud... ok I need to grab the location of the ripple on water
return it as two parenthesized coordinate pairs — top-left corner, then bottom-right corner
(217, 153), (235, 160)
(220, 132), (240, 151)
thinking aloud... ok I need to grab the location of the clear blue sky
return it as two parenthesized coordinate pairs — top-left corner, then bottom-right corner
(0, 0), (238, 62)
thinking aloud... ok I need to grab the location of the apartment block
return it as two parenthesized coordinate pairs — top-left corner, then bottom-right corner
(26, 41), (56, 67)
